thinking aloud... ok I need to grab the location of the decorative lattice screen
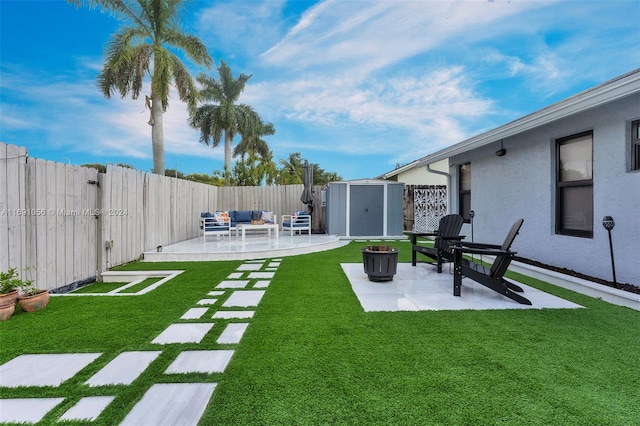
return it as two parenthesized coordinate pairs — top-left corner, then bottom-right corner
(414, 187), (447, 231)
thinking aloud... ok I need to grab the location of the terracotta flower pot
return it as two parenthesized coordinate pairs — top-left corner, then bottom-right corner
(0, 302), (15, 320)
(18, 290), (50, 312)
(0, 289), (19, 307)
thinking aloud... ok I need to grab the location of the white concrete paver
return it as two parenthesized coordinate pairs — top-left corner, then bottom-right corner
(212, 310), (255, 319)
(59, 396), (115, 421)
(0, 353), (101, 387)
(181, 307), (209, 319)
(151, 323), (214, 344)
(254, 280), (270, 288)
(120, 383), (216, 426)
(236, 263), (264, 271)
(247, 272), (275, 279)
(216, 280), (249, 288)
(217, 323), (249, 344)
(207, 290), (225, 296)
(165, 350), (235, 374)
(227, 272), (243, 279)
(0, 398), (65, 423)
(197, 298), (218, 305)
(86, 351), (161, 386)
(222, 290), (265, 307)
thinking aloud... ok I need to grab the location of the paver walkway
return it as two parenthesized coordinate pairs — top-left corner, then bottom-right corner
(0, 258), (280, 424)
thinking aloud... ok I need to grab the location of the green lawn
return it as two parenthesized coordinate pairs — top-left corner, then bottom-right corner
(1, 241), (638, 425)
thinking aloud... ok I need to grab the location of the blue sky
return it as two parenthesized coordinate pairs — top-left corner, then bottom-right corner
(1, 0), (639, 180)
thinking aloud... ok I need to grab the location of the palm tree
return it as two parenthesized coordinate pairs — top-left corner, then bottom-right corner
(69, 0), (213, 175)
(189, 60), (267, 185)
(233, 120), (275, 160)
(277, 152), (304, 184)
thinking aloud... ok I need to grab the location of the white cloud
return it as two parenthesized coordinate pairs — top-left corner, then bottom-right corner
(260, 0), (544, 75)
(0, 66), (217, 162)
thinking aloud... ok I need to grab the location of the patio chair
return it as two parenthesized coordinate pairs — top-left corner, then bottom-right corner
(200, 215), (231, 240)
(281, 211), (311, 236)
(407, 214), (464, 273)
(451, 218), (531, 305)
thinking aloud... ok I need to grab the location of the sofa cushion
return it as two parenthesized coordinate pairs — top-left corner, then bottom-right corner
(233, 210), (253, 223)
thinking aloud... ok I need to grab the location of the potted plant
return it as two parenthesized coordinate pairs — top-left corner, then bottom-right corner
(0, 268), (22, 320)
(18, 280), (50, 313)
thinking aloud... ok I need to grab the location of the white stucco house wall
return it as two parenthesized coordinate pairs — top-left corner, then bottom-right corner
(414, 69), (640, 285)
(378, 159), (449, 185)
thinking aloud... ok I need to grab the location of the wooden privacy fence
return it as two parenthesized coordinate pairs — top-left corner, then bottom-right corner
(1, 142), (323, 291)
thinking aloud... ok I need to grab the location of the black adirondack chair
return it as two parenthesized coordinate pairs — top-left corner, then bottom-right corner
(451, 218), (532, 305)
(407, 214), (464, 273)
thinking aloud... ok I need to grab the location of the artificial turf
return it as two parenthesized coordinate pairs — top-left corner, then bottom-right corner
(0, 241), (638, 425)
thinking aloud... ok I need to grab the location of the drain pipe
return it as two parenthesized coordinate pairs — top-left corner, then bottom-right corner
(425, 163), (451, 211)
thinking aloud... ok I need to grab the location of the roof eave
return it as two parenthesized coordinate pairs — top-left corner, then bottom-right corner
(416, 69), (640, 167)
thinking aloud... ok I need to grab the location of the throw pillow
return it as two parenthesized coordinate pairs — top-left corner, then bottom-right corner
(214, 211), (229, 224)
(261, 211), (274, 223)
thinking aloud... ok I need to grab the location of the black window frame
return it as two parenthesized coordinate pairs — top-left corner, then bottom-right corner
(555, 131), (593, 238)
(632, 119), (640, 171)
(458, 163), (471, 223)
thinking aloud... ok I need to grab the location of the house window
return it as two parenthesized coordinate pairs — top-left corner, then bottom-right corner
(632, 119), (640, 171)
(459, 163), (471, 222)
(556, 131), (593, 237)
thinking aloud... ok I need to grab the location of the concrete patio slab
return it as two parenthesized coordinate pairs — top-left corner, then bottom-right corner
(236, 263), (264, 271)
(120, 383), (216, 426)
(212, 310), (255, 319)
(86, 351), (161, 386)
(342, 262), (583, 311)
(141, 234), (345, 262)
(222, 290), (265, 307)
(59, 396), (115, 421)
(0, 353), (101, 387)
(181, 307), (209, 319)
(216, 280), (249, 288)
(217, 323), (249, 344)
(165, 350), (235, 374)
(0, 398), (65, 423)
(247, 272), (275, 279)
(151, 323), (214, 344)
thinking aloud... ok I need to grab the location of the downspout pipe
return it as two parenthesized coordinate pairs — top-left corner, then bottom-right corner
(425, 163), (452, 214)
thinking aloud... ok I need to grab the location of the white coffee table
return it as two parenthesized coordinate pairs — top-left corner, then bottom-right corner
(236, 223), (279, 240)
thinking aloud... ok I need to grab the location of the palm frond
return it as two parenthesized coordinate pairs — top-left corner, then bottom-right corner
(164, 30), (213, 69)
(168, 53), (197, 111)
(218, 60), (252, 102)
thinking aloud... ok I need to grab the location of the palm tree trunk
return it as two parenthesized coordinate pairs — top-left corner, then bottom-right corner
(151, 93), (165, 175)
(224, 131), (233, 186)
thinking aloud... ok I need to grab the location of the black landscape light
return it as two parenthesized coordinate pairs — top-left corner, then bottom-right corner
(469, 210), (475, 242)
(602, 216), (617, 284)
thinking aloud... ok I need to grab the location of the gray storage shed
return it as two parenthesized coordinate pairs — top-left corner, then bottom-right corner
(325, 179), (404, 237)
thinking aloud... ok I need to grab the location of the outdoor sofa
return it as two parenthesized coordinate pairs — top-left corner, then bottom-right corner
(200, 210), (277, 238)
